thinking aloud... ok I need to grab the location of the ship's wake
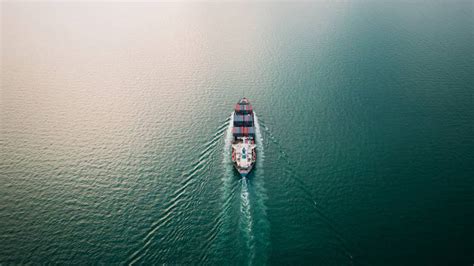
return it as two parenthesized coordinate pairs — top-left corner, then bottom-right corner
(126, 116), (230, 265)
(256, 117), (358, 265)
(239, 177), (256, 261)
(206, 111), (269, 265)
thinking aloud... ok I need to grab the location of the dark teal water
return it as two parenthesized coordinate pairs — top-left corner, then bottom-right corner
(1, 2), (473, 265)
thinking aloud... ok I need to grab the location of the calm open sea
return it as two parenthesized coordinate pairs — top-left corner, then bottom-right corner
(1, 2), (473, 265)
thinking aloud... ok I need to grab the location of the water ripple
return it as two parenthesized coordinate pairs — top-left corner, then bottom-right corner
(125, 115), (231, 265)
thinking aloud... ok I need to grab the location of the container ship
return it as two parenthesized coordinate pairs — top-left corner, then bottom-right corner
(231, 98), (256, 177)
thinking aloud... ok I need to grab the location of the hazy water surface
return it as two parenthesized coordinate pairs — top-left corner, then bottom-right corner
(1, 2), (473, 265)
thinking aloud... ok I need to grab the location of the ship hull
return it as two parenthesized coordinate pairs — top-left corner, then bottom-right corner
(231, 98), (256, 177)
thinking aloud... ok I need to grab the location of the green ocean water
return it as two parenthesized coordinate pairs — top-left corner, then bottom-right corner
(1, 2), (473, 265)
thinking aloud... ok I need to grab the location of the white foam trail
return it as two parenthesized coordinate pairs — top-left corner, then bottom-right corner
(222, 112), (234, 171)
(220, 112), (235, 209)
(240, 177), (256, 262)
(254, 112), (265, 166)
(243, 112), (270, 264)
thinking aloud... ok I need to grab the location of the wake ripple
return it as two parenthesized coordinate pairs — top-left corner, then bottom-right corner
(196, 112), (237, 264)
(256, 116), (357, 264)
(125, 116), (230, 265)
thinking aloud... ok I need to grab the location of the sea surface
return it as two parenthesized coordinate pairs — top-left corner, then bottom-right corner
(1, 2), (473, 265)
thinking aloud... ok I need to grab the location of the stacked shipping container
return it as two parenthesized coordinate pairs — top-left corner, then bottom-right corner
(233, 99), (255, 139)
(232, 126), (256, 137)
(233, 113), (254, 127)
(234, 103), (253, 114)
